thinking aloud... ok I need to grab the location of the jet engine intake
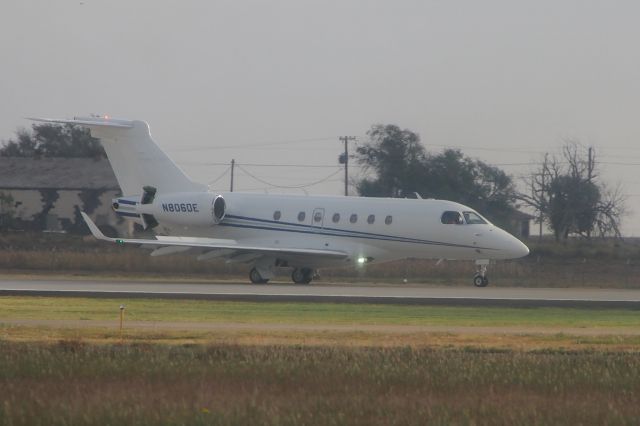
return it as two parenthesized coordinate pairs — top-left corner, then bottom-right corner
(212, 195), (226, 224)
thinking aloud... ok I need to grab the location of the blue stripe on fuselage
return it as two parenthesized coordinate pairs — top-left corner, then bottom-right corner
(221, 215), (496, 250)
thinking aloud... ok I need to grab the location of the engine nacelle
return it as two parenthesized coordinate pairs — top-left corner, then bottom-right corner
(212, 195), (226, 224)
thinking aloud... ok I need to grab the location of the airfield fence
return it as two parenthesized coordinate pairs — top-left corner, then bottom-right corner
(2, 232), (640, 287)
(1, 244), (640, 288)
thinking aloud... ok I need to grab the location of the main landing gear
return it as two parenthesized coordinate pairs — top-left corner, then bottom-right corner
(249, 267), (269, 284)
(249, 267), (316, 284)
(291, 268), (313, 285)
(473, 260), (489, 287)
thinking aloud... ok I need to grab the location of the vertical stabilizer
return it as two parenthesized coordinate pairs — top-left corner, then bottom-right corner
(28, 116), (206, 195)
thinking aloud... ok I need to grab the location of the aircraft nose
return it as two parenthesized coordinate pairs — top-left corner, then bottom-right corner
(509, 237), (530, 258)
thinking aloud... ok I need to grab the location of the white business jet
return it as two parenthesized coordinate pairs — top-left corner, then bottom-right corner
(30, 116), (529, 287)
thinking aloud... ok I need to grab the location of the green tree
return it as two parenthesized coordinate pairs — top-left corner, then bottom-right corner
(355, 124), (518, 228)
(0, 123), (105, 158)
(0, 192), (15, 230)
(64, 189), (106, 234)
(356, 125), (427, 197)
(32, 189), (60, 230)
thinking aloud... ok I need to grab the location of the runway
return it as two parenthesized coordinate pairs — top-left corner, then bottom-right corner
(1, 278), (640, 308)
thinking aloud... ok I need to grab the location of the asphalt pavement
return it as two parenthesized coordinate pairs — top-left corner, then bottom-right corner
(1, 278), (639, 308)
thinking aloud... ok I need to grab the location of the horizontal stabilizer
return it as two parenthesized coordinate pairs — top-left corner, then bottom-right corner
(28, 116), (134, 129)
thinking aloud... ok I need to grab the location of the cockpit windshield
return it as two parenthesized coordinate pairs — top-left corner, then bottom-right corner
(441, 211), (464, 225)
(463, 211), (488, 225)
(441, 210), (488, 225)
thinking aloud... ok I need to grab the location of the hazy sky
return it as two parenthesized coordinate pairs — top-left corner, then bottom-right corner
(2, 1), (640, 234)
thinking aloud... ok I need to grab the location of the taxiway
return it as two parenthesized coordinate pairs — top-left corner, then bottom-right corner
(1, 278), (639, 308)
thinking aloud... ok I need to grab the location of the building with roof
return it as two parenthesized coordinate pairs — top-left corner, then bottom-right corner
(508, 209), (535, 239)
(0, 157), (129, 236)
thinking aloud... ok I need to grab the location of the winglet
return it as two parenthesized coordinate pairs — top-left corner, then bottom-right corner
(81, 212), (115, 242)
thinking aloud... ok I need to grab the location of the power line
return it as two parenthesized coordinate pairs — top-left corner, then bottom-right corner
(600, 161), (640, 166)
(491, 162), (539, 167)
(179, 161), (364, 168)
(237, 165), (343, 189)
(426, 144), (544, 155)
(206, 166), (230, 186)
(170, 136), (338, 152)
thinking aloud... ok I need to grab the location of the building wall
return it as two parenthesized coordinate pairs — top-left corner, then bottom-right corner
(1, 188), (130, 236)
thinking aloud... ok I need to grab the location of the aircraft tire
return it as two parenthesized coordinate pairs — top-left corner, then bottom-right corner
(249, 268), (269, 284)
(473, 274), (488, 287)
(292, 268), (313, 285)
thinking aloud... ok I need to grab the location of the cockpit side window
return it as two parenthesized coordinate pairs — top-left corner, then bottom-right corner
(463, 211), (487, 225)
(441, 211), (464, 225)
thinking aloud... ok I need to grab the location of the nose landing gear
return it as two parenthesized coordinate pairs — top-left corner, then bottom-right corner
(473, 260), (489, 287)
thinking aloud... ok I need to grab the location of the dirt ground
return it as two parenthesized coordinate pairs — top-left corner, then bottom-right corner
(2, 318), (639, 336)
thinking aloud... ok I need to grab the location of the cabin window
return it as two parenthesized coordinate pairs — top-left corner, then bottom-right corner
(441, 211), (464, 225)
(314, 211), (323, 223)
(367, 214), (375, 224)
(350, 214), (358, 224)
(385, 215), (393, 225)
(332, 213), (340, 223)
(298, 211), (306, 222)
(463, 211), (487, 225)
(273, 210), (281, 221)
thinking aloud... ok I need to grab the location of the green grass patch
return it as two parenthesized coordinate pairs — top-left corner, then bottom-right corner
(1, 296), (639, 328)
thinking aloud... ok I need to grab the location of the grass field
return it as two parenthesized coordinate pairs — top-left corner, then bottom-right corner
(2, 296), (640, 424)
(2, 296), (640, 328)
(1, 342), (639, 425)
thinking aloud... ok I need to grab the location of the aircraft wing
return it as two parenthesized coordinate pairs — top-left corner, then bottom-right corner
(81, 212), (348, 260)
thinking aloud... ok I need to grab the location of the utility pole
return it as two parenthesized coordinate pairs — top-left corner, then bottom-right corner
(539, 170), (544, 242)
(339, 136), (356, 196)
(587, 146), (593, 239)
(538, 153), (548, 242)
(587, 146), (593, 183)
(230, 159), (235, 192)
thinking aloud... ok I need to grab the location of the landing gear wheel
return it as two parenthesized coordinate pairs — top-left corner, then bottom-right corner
(249, 268), (269, 284)
(473, 260), (490, 288)
(473, 274), (489, 287)
(292, 268), (313, 284)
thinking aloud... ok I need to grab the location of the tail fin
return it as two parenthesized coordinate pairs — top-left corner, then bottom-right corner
(28, 116), (206, 195)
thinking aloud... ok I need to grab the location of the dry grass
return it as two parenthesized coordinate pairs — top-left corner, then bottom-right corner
(0, 342), (639, 425)
(1, 289), (639, 424)
(3, 325), (640, 352)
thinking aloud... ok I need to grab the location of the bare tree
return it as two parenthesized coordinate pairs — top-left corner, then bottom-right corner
(518, 141), (625, 241)
(594, 183), (626, 237)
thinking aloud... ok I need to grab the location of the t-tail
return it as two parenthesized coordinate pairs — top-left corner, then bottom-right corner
(29, 116), (207, 228)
